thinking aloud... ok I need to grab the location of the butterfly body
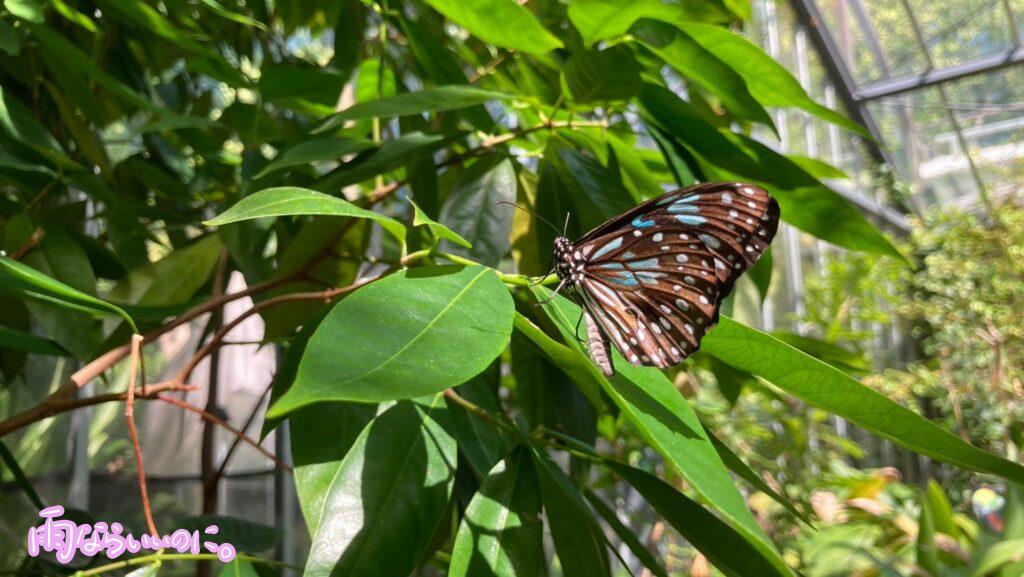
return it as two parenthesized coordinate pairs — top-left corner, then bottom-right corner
(549, 182), (780, 375)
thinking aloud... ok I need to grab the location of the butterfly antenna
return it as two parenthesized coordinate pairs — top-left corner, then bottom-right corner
(562, 213), (571, 236)
(494, 201), (561, 235)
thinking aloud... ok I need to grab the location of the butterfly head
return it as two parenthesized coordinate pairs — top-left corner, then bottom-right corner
(552, 236), (583, 283)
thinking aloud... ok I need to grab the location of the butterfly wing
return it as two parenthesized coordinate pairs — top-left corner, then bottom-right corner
(573, 182), (779, 369)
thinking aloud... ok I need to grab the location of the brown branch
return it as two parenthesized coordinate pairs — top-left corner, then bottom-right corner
(125, 334), (159, 538)
(156, 395), (291, 472)
(10, 228), (45, 260)
(201, 249), (230, 528)
(175, 280), (373, 385)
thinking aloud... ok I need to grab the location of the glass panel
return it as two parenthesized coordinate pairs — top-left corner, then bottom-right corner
(816, 0), (930, 85)
(905, 0), (1014, 68)
(945, 66), (1024, 198)
(867, 87), (983, 206)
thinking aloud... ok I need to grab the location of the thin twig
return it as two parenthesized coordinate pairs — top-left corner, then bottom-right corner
(10, 228), (45, 260)
(156, 395), (291, 472)
(210, 381), (275, 488)
(125, 334), (159, 538)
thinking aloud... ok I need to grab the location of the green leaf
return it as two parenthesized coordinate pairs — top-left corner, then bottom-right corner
(608, 462), (789, 577)
(422, 0), (562, 55)
(634, 21), (774, 129)
(438, 156), (516, 267)
(316, 86), (509, 133)
(0, 324), (67, 355)
(568, 0), (731, 45)
(770, 331), (870, 375)
(528, 289), (792, 577)
(676, 23), (869, 137)
(315, 132), (448, 192)
(216, 560), (258, 577)
(4, 0), (44, 22)
(259, 66), (347, 114)
(0, 84), (70, 166)
(702, 317), (1024, 484)
(108, 235), (221, 308)
(411, 199), (472, 249)
(925, 479), (959, 538)
(291, 402), (377, 529)
(970, 539), (1024, 577)
(528, 443), (611, 577)
(747, 246), (772, 302)
(450, 448), (544, 577)
(564, 45), (642, 102)
(200, 0), (268, 31)
(0, 439), (45, 509)
(917, 487), (940, 576)
(445, 374), (509, 478)
(206, 187), (406, 243)
(0, 20), (20, 56)
(302, 396), (456, 577)
(585, 490), (669, 577)
(0, 256), (135, 332)
(253, 137), (374, 179)
(788, 154), (850, 180)
(269, 265), (513, 415)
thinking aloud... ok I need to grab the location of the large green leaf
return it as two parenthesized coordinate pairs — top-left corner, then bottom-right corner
(449, 447), (544, 577)
(634, 21), (774, 129)
(564, 45), (642, 102)
(269, 265), (513, 415)
(702, 318), (1024, 484)
(317, 86), (508, 133)
(438, 156), (516, 267)
(677, 23), (868, 137)
(205, 187), (406, 243)
(302, 396), (457, 577)
(585, 491), (669, 577)
(568, 0), (731, 45)
(528, 443), (611, 577)
(422, 0), (562, 55)
(525, 289), (792, 576)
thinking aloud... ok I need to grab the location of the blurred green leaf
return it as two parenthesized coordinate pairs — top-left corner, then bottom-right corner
(206, 187), (406, 242)
(178, 515), (280, 553)
(108, 235), (222, 308)
(269, 265), (513, 414)
(422, 0), (562, 55)
(677, 23), (868, 137)
(635, 21), (774, 129)
(438, 156), (516, 267)
(316, 132), (448, 192)
(564, 45), (642, 102)
(4, 0), (44, 22)
(0, 20), (20, 57)
(971, 538), (1024, 577)
(568, 0), (731, 45)
(702, 318), (1024, 484)
(0, 324), (67, 355)
(450, 448), (544, 577)
(253, 137), (374, 179)
(216, 560), (258, 577)
(0, 439), (45, 509)
(301, 396), (456, 577)
(317, 86), (508, 133)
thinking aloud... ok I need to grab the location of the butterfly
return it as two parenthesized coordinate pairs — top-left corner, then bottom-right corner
(547, 182), (780, 376)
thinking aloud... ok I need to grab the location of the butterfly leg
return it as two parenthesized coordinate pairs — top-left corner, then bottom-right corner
(535, 278), (567, 306)
(584, 311), (614, 376)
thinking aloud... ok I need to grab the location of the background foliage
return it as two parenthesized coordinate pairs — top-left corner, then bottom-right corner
(0, 0), (1022, 576)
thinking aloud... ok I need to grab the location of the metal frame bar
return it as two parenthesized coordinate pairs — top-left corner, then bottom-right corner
(856, 46), (1024, 100)
(787, 0), (891, 166)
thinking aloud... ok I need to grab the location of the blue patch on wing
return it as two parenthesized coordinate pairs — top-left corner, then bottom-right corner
(593, 262), (625, 270)
(675, 215), (707, 225)
(630, 258), (660, 269)
(637, 271), (668, 282)
(631, 217), (655, 228)
(607, 271), (639, 286)
(667, 203), (700, 214)
(591, 236), (623, 259)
